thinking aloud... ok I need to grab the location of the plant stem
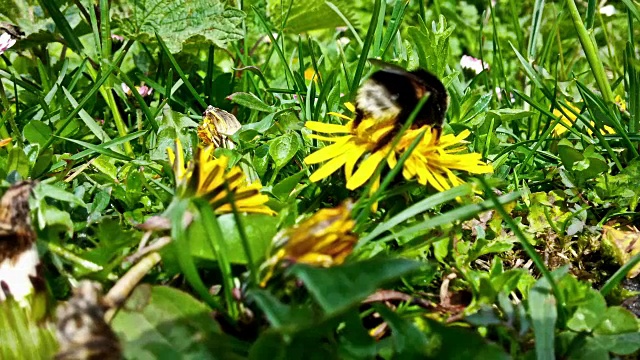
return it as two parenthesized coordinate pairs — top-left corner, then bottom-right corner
(565, 0), (614, 103)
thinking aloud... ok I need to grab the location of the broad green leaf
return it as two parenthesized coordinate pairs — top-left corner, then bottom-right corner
(252, 144), (270, 177)
(338, 311), (377, 359)
(190, 213), (278, 265)
(266, 0), (359, 33)
(0, 0), (55, 38)
(7, 147), (30, 179)
(460, 93), (492, 124)
(112, 285), (247, 360)
(375, 304), (429, 357)
(566, 336), (609, 360)
(228, 92), (276, 113)
(118, 0), (245, 53)
(149, 108), (199, 160)
(268, 133), (301, 169)
(250, 290), (315, 331)
(39, 203), (73, 236)
(30, 148), (52, 178)
(271, 170), (306, 201)
(414, 316), (511, 360)
(34, 183), (86, 207)
(592, 332), (640, 355)
(595, 159), (640, 209)
(593, 307), (639, 335)
(406, 17), (454, 77)
(23, 120), (52, 147)
(528, 277), (557, 360)
(566, 289), (607, 332)
(92, 155), (118, 179)
(290, 258), (425, 315)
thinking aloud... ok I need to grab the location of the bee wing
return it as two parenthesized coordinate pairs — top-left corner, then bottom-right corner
(211, 108), (242, 136)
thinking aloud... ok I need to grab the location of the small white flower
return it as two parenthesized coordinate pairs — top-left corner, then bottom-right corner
(111, 34), (124, 41)
(460, 55), (489, 75)
(0, 32), (16, 55)
(121, 83), (132, 95)
(337, 37), (350, 46)
(599, 5), (616, 16)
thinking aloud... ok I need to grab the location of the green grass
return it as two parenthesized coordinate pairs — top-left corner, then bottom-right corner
(1, 0), (640, 358)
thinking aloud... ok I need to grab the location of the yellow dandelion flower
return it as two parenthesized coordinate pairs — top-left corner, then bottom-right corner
(304, 116), (395, 190)
(167, 139), (275, 215)
(386, 128), (493, 192)
(615, 95), (627, 112)
(304, 67), (319, 83)
(552, 103), (581, 136)
(261, 201), (356, 286)
(197, 106), (241, 149)
(552, 102), (615, 136)
(304, 110), (492, 192)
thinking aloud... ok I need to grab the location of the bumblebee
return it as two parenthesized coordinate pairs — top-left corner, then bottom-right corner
(354, 60), (448, 147)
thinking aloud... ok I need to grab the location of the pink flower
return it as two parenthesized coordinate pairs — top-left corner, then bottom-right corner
(0, 33), (16, 55)
(460, 55), (489, 75)
(136, 85), (153, 97)
(111, 34), (124, 42)
(121, 83), (153, 97)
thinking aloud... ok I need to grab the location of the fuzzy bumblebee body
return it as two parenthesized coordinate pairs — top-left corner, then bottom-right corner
(354, 61), (448, 147)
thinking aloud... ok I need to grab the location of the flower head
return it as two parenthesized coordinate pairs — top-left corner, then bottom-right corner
(167, 140), (274, 215)
(261, 201), (356, 286)
(304, 106), (492, 193)
(304, 104), (396, 190)
(121, 83), (153, 97)
(615, 95), (627, 112)
(0, 33), (16, 55)
(460, 55), (489, 75)
(552, 102), (615, 136)
(600, 4), (616, 16)
(387, 128), (493, 192)
(197, 106), (241, 149)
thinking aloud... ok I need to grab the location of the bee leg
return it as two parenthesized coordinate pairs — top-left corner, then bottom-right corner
(432, 126), (442, 140)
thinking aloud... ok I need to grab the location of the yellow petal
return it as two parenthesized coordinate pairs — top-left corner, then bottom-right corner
(305, 121), (351, 133)
(344, 146), (368, 181)
(304, 138), (353, 164)
(309, 152), (350, 182)
(346, 151), (386, 190)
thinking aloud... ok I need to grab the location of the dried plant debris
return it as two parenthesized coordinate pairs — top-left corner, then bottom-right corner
(55, 281), (121, 360)
(0, 181), (43, 304)
(197, 106), (241, 149)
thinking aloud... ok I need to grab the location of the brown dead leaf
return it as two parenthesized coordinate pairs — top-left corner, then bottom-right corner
(602, 225), (640, 278)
